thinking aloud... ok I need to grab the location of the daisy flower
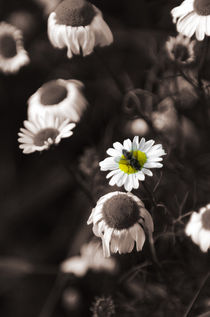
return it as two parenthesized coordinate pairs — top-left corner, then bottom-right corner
(0, 22), (29, 74)
(34, 0), (62, 16)
(87, 191), (154, 257)
(171, 0), (210, 41)
(99, 137), (166, 192)
(18, 115), (75, 154)
(185, 203), (210, 252)
(61, 240), (117, 277)
(152, 97), (179, 137)
(28, 79), (87, 123)
(165, 34), (195, 64)
(48, 0), (113, 58)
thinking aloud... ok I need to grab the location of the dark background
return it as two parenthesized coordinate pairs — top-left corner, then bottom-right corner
(1, 1), (210, 317)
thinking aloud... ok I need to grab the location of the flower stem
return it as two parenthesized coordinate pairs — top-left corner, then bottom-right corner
(148, 234), (161, 268)
(39, 273), (67, 317)
(173, 211), (193, 225)
(95, 49), (125, 95)
(56, 149), (95, 206)
(141, 181), (157, 209)
(183, 271), (210, 317)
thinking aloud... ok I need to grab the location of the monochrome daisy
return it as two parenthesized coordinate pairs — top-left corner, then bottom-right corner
(99, 137), (166, 192)
(0, 22), (29, 74)
(165, 34), (195, 64)
(171, 0), (210, 41)
(87, 191), (154, 257)
(28, 79), (87, 123)
(185, 204), (210, 252)
(48, 0), (113, 58)
(61, 240), (117, 277)
(34, 0), (62, 16)
(18, 115), (75, 154)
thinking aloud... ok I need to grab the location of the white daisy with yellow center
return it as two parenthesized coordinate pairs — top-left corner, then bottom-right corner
(18, 115), (75, 154)
(185, 203), (210, 252)
(61, 240), (117, 277)
(165, 34), (195, 64)
(171, 0), (210, 41)
(28, 79), (87, 123)
(99, 136), (166, 192)
(87, 191), (154, 257)
(48, 0), (113, 58)
(0, 22), (29, 74)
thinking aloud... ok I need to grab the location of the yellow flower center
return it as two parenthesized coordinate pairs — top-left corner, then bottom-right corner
(201, 208), (210, 230)
(118, 150), (147, 174)
(194, 0), (210, 16)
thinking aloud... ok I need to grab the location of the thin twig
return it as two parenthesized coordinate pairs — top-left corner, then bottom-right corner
(183, 272), (210, 317)
(39, 273), (67, 317)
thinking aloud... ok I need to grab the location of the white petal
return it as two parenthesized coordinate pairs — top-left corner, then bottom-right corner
(129, 224), (146, 251)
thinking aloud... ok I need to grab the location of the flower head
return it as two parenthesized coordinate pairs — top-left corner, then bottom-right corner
(165, 34), (195, 64)
(185, 203), (210, 252)
(0, 22), (29, 74)
(87, 191), (154, 257)
(18, 115), (75, 154)
(28, 79), (87, 123)
(171, 0), (210, 41)
(48, 0), (113, 58)
(61, 240), (117, 277)
(90, 296), (115, 317)
(152, 97), (179, 140)
(34, 0), (62, 15)
(99, 137), (166, 192)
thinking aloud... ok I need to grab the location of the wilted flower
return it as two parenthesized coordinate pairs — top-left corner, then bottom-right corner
(90, 296), (115, 317)
(48, 0), (113, 58)
(0, 22), (29, 74)
(28, 79), (87, 122)
(99, 136), (166, 192)
(185, 204), (210, 252)
(152, 97), (179, 139)
(87, 191), (154, 257)
(125, 118), (149, 137)
(171, 0), (210, 41)
(18, 115), (75, 154)
(61, 240), (117, 277)
(34, 0), (62, 15)
(165, 34), (195, 64)
(62, 287), (82, 312)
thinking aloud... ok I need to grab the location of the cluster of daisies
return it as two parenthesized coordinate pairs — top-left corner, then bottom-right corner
(16, 0), (114, 154)
(12, 0), (210, 273)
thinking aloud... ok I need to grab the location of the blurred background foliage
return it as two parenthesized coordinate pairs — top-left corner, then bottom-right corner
(0, 0), (210, 316)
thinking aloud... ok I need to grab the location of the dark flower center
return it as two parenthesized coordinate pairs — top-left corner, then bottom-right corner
(55, 0), (96, 27)
(33, 128), (59, 146)
(40, 81), (68, 106)
(194, 0), (210, 16)
(92, 297), (115, 317)
(0, 34), (17, 58)
(201, 208), (210, 230)
(102, 194), (140, 230)
(172, 44), (190, 62)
